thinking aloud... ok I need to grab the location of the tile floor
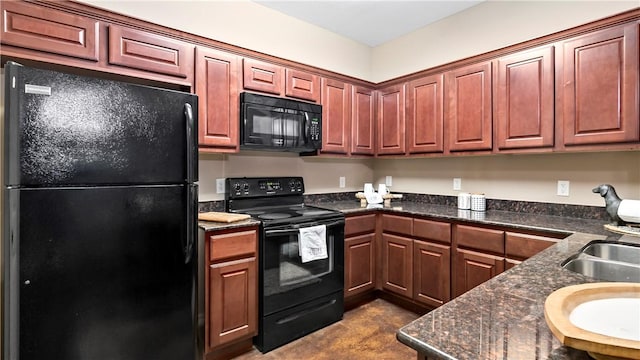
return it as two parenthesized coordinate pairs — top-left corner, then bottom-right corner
(233, 299), (420, 360)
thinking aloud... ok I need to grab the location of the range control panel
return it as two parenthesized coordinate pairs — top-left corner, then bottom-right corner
(226, 177), (304, 199)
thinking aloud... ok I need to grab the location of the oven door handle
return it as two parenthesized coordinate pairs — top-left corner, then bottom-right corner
(264, 219), (345, 236)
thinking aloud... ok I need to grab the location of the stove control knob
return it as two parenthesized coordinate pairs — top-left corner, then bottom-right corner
(233, 183), (241, 192)
(243, 183), (250, 192)
(289, 180), (296, 190)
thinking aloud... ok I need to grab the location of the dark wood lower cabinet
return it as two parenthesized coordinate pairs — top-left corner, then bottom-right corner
(209, 258), (257, 348)
(454, 248), (504, 297)
(344, 233), (376, 297)
(204, 226), (258, 357)
(413, 240), (450, 308)
(382, 233), (413, 298)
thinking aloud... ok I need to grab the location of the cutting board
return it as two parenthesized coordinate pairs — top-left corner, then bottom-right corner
(198, 212), (251, 223)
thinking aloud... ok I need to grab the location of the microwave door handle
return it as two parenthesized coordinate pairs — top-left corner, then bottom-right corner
(304, 112), (310, 143)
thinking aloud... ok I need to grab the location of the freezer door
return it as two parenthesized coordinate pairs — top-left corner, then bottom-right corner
(3, 185), (198, 360)
(3, 62), (198, 187)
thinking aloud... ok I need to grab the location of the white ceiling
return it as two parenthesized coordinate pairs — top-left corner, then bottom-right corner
(253, 1), (485, 47)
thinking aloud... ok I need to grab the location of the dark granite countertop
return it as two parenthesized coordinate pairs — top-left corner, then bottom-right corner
(198, 218), (261, 232)
(308, 199), (609, 236)
(306, 199), (630, 360)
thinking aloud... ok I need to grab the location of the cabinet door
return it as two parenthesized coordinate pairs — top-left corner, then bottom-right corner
(407, 74), (444, 154)
(195, 47), (240, 151)
(454, 248), (504, 297)
(108, 25), (194, 78)
(209, 258), (257, 349)
(345, 233), (375, 297)
(321, 79), (351, 154)
(242, 58), (283, 95)
(496, 46), (555, 150)
(561, 23), (639, 145)
(377, 84), (406, 155)
(446, 62), (493, 152)
(414, 240), (450, 308)
(351, 86), (376, 155)
(286, 68), (320, 102)
(382, 233), (413, 297)
(0, 1), (99, 61)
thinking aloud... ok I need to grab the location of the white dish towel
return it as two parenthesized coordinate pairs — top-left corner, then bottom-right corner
(298, 224), (327, 263)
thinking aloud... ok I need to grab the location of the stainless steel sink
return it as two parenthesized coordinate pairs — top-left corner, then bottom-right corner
(562, 240), (640, 282)
(581, 241), (640, 266)
(562, 256), (640, 282)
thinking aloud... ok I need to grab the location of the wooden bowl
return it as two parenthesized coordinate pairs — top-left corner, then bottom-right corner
(544, 282), (640, 360)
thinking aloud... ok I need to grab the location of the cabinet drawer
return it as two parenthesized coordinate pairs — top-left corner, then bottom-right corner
(243, 58), (283, 95)
(209, 229), (257, 262)
(456, 225), (504, 254)
(285, 68), (320, 102)
(413, 218), (451, 244)
(505, 232), (557, 260)
(345, 214), (376, 236)
(1, 1), (99, 61)
(108, 25), (194, 78)
(381, 214), (413, 236)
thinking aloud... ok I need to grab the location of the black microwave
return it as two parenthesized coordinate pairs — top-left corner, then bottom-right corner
(240, 92), (322, 153)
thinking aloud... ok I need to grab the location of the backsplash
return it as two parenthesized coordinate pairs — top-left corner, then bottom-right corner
(199, 192), (608, 221)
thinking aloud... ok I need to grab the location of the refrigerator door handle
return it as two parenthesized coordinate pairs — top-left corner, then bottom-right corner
(184, 185), (197, 264)
(184, 103), (195, 183)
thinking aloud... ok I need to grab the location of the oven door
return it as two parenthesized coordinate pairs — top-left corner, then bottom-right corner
(261, 217), (344, 316)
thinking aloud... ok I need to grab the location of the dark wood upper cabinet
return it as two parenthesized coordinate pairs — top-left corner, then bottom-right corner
(351, 86), (376, 155)
(377, 84), (406, 155)
(445, 62), (493, 152)
(286, 68), (320, 102)
(561, 23), (639, 146)
(321, 78), (351, 154)
(108, 25), (194, 78)
(195, 47), (240, 152)
(407, 74), (444, 154)
(496, 46), (555, 150)
(1, 1), (100, 61)
(242, 58), (284, 95)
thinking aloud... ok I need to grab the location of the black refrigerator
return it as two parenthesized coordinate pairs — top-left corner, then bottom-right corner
(2, 62), (201, 360)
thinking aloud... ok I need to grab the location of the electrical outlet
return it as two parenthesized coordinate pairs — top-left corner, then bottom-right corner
(339, 176), (346, 188)
(385, 176), (393, 187)
(453, 178), (462, 190)
(557, 180), (570, 196)
(216, 178), (225, 194)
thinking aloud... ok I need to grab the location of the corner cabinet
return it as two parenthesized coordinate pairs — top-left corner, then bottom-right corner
(195, 47), (240, 152)
(381, 214), (451, 308)
(205, 226), (258, 354)
(560, 23), (640, 147)
(445, 61), (493, 152)
(320, 81), (375, 156)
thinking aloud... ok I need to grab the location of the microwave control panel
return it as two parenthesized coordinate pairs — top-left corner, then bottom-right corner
(309, 117), (320, 141)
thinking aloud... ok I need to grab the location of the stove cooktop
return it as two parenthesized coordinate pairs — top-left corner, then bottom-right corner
(234, 204), (341, 225)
